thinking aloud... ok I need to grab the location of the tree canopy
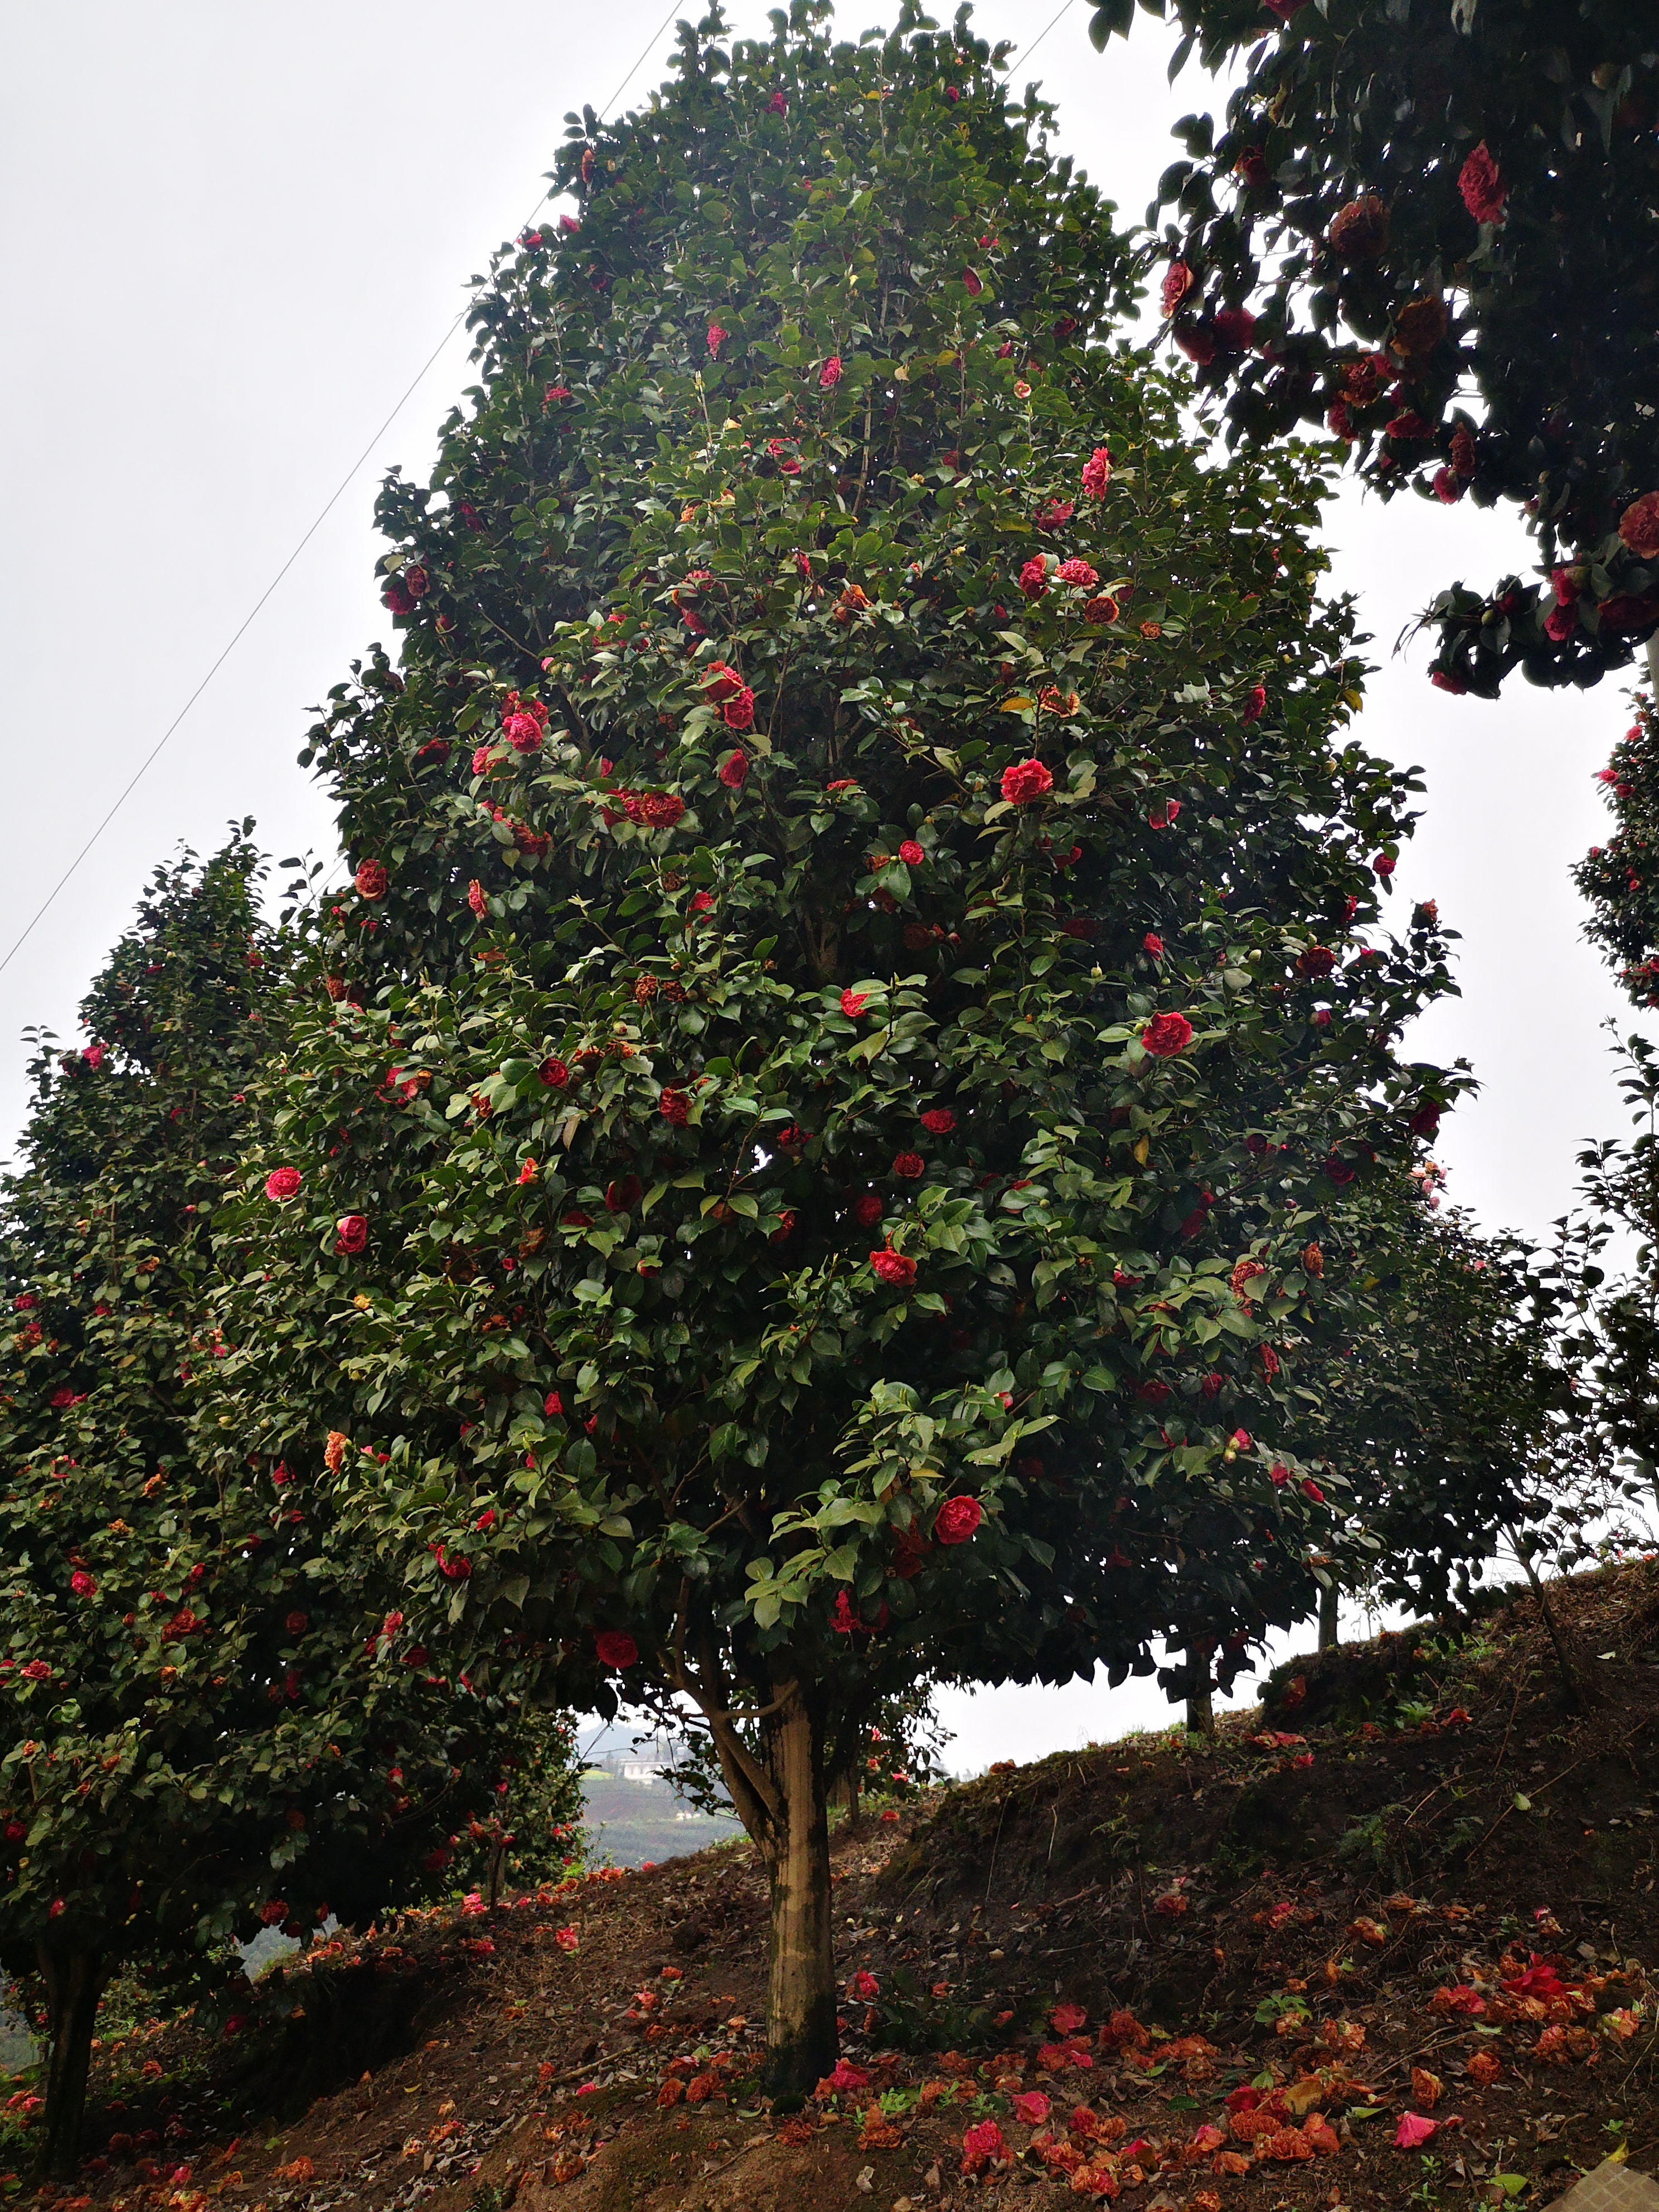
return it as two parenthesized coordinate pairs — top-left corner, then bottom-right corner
(0, 840), (573, 2177)
(1109, 0), (1659, 698)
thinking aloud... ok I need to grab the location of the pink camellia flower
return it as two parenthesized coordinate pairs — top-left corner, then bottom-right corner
(70, 1570), (96, 1597)
(870, 1249), (918, 1289)
(1242, 684), (1267, 722)
(554, 1925), (579, 1951)
(1160, 261), (1194, 317)
(934, 1495), (982, 1545)
(961, 2119), (1008, 2173)
(1081, 445), (1112, 498)
(718, 749), (749, 789)
(1395, 2112), (1437, 2150)
(767, 89), (787, 115)
(265, 1167), (302, 1202)
(1001, 758), (1054, 805)
(334, 1215), (368, 1256)
(1231, 1428), (1252, 1450)
(594, 1630), (638, 1671)
(840, 988), (869, 1018)
(898, 839), (924, 865)
(502, 711), (543, 753)
(82, 1042), (106, 1070)
(1011, 2091), (1051, 2127)
(1055, 557), (1099, 590)
(818, 355), (842, 389)
(706, 322), (727, 358)
(472, 743), (496, 776)
(1141, 1011), (1194, 1058)
(468, 880), (487, 919)
(353, 858), (387, 900)
(1143, 933), (1164, 958)
(1017, 555), (1048, 599)
(1458, 143), (1506, 226)
(1619, 492), (1659, 561)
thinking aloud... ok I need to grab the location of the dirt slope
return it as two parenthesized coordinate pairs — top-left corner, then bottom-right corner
(23, 1559), (1659, 2212)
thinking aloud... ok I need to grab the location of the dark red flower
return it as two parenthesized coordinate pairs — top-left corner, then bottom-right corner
(468, 880), (487, 918)
(1242, 684), (1267, 722)
(1458, 143), (1506, 226)
(334, 1214), (368, 1256)
(919, 1108), (956, 1135)
(891, 1151), (925, 1179)
(898, 840), (924, 866)
(544, 1391), (564, 1417)
(1160, 262), (1194, 317)
(841, 988), (869, 1018)
(1081, 447), (1112, 498)
(1137, 1380), (1172, 1406)
(1328, 196), (1388, 261)
(1143, 933), (1164, 958)
(852, 1194), (884, 1229)
(1141, 1011), (1194, 1058)
(1213, 307), (1256, 352)
(595, 1630), (638, 1670)
(1618, 493), (1659, 561)
(605, 1176), (643, 1212)
(1017, 556), (1048, 600)
(721, 689), (755, 733)
(539, 1056), (569, 1089)
(353, 859), (387, 901)
(1083, 594), (1119, 625)
(718, 749), (749, 788)
(819, 355), (842, 389)
(659, 1088), (689, 1126)
(934, 1496), (983, 1545)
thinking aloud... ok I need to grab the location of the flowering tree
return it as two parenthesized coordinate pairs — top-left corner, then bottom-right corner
(1113, 0), (1659, 697)
(0, 841), (566, 2179)
(212, 1), (1458, 2097)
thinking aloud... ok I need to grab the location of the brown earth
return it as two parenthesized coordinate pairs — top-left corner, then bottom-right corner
(22, 1558), (1659, 2212)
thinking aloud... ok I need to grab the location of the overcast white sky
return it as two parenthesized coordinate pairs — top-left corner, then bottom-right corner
(4, 2), (1646, 1769)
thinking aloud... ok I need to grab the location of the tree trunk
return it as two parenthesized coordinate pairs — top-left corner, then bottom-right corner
(35, 1943), (104, 2181)
(1184, 1651), (1215, 1736)
(1318, 1581), (1340, 1652)
(706, 1681), (837, 2104)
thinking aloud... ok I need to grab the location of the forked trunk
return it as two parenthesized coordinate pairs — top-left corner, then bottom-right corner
(36, 1943), (104, 2181)
(705, 1681), (837, 2104)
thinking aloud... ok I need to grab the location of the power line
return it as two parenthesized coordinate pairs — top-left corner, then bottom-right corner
(1015, 0), (1078, 74)
(0, 1), (686, 984)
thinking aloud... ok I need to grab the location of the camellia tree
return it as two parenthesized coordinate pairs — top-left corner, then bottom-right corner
(1103, 0), (1659, 697)
(0, 840), (575, 2179)
(210, 1), (1461, 2096)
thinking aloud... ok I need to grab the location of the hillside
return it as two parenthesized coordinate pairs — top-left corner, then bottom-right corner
(17, 1559), (1659, 2211)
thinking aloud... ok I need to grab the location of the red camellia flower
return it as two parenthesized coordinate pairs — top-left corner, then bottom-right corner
(1618, 493), (1659, 561)
(1160, 261), (1194, 317)
(353, 859), (387, 901)
(1016, 555), (1048, 599)
(1000, 758), (1053, 805)
(334, 1215), (368, 1256)
(1143, 932), (1164, 958)
(721, 688), (755, 732)
(1055, 557), (1099, 590)
(658, 1087), (689, 1126)
(1432, 467), (1463, 505)
(1141, 1011), (1194, 1057)
(70, 1570), (96, 1597)
(718, 749), (749, 788)
(1146, 799), (1182, 828)
(689, 890), (715, 914)
(819, 355), (842, 388)
(544, 1391), (564, 1417)
(21, 1661), (52, 1682)
(468, 880), (487, 919)
(891, 1151), (925, 1179)
(898, 839), (924, 865)
(1242, 684), (1267, 722)
(595, 1629), (638, 1670)
(919, 1108), (956, 1134)
(539, 1055), (569, 1088)
(502, 711), (542, 752)
(840, 988), (869, 1017)
(700, 661), (745, 702)
(285, 1609), (309, 1636)
(852, 1194), (884, 1228)
(1458, 142), (1507, 226)
(605, 1176), (642, 1212)
(1083, 594), (1119, 624)
(265, 1166), (302, 1202)
(870, 1249), (918, 1288)
(935, 1495), (983, 1545)
(1081, 445), (1112, 498)
(1214, 306), (1256, 352)
(1374, 852), (1396, 877)
(1301, 1476), (1326, 1503)
(706, 322), (727, 358)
